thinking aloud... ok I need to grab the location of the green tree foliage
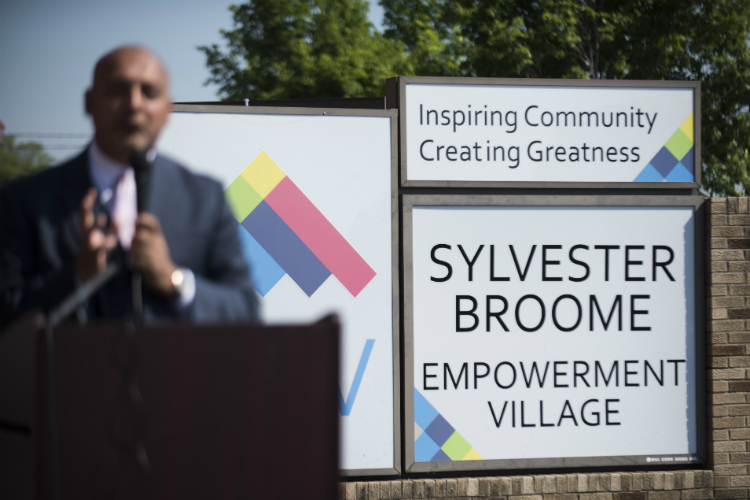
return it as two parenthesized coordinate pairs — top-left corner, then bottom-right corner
(0, 136), (53, 187)
(380, 0), (463, 76)
(202, 0), (750, 195)
(199, 0), (411, 99)
(422, 0), (750, 195)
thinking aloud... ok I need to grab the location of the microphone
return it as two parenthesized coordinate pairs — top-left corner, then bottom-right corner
(129, 149), (152, 321)
(130, 149), (152, 213)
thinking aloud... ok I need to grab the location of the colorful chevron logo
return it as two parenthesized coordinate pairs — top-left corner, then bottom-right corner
(224, 151), (376, 297)
(414, 389), (482, 462)
(635, 113), (695, 182)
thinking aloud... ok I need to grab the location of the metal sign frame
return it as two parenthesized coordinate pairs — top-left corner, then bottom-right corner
(402, 193), (707, 472)
(391, 76), (702, 190)
(171, 104), (402, 476)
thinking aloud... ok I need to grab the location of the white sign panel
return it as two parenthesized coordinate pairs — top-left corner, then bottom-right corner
(402, 79), (698, 185)
(158, 109), (398, 474)
(407, 198), (701, 470)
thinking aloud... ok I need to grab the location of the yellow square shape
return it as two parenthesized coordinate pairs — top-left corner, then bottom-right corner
(240, 150), (286, 198)
(462, 448), (483, 461)
(679, 113), (694, 141)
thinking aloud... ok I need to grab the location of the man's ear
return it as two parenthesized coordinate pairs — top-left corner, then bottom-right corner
(84, 89), (92, 116)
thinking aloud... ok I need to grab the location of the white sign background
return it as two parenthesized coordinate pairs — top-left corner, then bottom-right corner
(158, 111), (396, 472)
(405, 84), (695, 183)
(411, 204), (697, 463)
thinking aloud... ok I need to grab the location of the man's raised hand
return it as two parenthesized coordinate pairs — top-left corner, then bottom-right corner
(130, 212), (178, 298)
(75, 187), (117, 283)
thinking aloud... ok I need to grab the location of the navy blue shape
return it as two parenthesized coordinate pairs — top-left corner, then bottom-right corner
(424, 414), (455, 447)
(236, 225), (286, 296)
(649, 147), (679, 177)
(431, 449), (452, 462)
(680, 147), (694, 174)
(242, 201), (331, 297)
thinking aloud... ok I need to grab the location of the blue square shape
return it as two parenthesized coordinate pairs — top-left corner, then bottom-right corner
(680, 147), (694, 172)
(415, 433), (440, 462)
(665, 163), (695, 182)
(237, 225), (286, 296)
(649, 147), (679, 177)
(634, 164), (665, 182)
(425, 414), (455, 447)
(431, 449), (452, 462)
(241, 201), (331, 297)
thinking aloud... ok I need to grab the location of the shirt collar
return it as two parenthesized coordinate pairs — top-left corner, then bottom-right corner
(87, 141), (156, 204)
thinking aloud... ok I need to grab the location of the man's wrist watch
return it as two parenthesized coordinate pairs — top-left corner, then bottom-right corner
(171, 268), (185, 297)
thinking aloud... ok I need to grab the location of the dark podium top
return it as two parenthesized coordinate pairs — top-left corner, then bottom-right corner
(30, 319), (339, 500)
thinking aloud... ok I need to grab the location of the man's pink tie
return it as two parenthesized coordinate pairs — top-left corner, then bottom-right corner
(112, 168), (137, 250)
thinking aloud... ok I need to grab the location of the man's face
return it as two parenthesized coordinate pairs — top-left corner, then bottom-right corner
(86, 47), (172, 163)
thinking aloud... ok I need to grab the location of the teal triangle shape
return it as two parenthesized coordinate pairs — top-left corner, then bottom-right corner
(634, 163), (665, 182)
(237, 225), (286, 296)
(665, 163), (694, 182)
(415, 432), (440, 461)
(414, 387), (439, 430)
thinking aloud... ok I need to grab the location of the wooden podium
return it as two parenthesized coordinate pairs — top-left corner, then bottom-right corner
(1, 316), (340, 500)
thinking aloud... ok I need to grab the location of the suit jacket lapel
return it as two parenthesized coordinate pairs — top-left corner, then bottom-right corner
(140, 156), (175, 320)
(147, 155), (180, 239)
(62, 148), (93, 208)
(145, 155), (163, 218)
(59, 149), (94, 251)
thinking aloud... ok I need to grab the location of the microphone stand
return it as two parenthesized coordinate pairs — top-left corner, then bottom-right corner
(128, 150), (152, 473)
(132, 273), (143, 322)
(43, 149), (152, 497)
(43, 262), (120, 500)
(47, 263), (120, 328)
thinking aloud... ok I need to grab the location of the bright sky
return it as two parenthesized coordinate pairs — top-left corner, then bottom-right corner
(0, 0), (385, 162)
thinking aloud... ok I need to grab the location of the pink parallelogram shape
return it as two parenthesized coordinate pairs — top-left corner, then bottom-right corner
(264, 177), (376, 297)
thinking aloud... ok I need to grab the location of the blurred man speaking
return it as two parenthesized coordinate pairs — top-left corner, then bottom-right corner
(0, 46), (258, 326)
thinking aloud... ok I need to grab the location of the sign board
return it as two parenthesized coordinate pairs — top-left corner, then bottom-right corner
(158, 106), (400, 475)
(403, 195), (706, 472)
(394, 77), (700, 188)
